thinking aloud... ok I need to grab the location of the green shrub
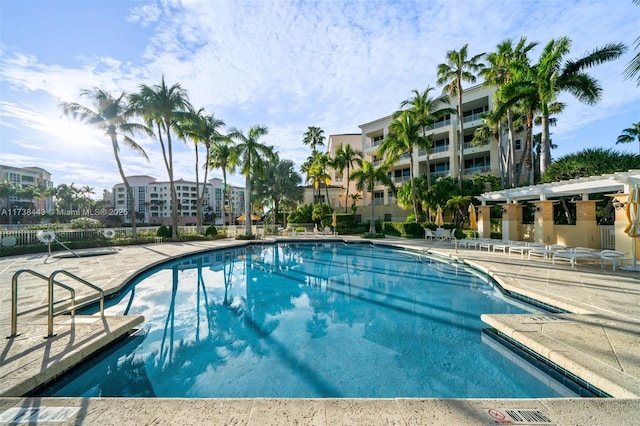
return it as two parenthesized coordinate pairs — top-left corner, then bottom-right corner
(157, 225), (171, 238)
(235, 234), (257, 240)
(204, 225), (218, 236)
(70, 217), (104, 229)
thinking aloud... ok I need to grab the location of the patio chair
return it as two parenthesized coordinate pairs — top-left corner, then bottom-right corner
(528, 244), (566, 261)
(424, 228), (436, 240)
(598, 250), (627, 271)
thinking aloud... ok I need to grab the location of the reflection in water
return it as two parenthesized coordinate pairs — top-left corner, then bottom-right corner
(42, 243), (577, 398)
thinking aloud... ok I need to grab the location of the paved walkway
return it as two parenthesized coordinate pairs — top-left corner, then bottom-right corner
(0, 237), (639, 425)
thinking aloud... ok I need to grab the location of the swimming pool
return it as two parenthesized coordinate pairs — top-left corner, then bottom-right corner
(39, 242), (580, 398)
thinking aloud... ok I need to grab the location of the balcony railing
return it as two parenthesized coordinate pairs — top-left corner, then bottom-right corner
(426, 119), (451, 130)
(464, 165), (491, 175)
(462, 112), (484, 124)
(393, 176), (410, 183)
(431, 145), (449, 154)
(432, 170), (450, 177)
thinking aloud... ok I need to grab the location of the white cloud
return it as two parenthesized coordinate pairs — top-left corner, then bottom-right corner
(0, 0), (638, 195)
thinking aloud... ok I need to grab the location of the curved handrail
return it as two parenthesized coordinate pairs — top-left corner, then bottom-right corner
(48, 270), (104, 338)
(9, 269), (75, 338)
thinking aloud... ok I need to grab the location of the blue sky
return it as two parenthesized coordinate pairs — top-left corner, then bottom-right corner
(1, 0), (638, 197)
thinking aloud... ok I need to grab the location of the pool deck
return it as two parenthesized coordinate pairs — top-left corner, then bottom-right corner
(0, 236), (639, 425)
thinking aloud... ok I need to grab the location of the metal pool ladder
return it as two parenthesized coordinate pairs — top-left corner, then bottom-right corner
(8, 269), (105, 339)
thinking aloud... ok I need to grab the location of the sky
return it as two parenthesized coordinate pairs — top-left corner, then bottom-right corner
(1, 0), (639, 198)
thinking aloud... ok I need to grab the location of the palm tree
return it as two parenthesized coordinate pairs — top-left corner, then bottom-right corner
(526, 37), (625, 174)
(623, 0), (640, 86)
(350, 160), (394, 234)
(378, 110), (425, 222)
(301, 151), (332, 206)
(482, 37), (537, 187)
(228, 125), (275, 236)
(616, 122), (640, 153)
(445, 195), (472, 227)
(397, 86), (455, 188)
(302, 126), (325, 154)
(208, 137), (238, 228)
(437, 44), (485, 189)
(332, 144), (362, 212)
(130, 76), (192, 240)
(179, 108), (226, 233)
(252, 156), (304, 225)
(61, 88), (151, 240)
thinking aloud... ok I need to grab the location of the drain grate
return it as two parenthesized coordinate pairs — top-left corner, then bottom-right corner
(486, 408), (555, 424)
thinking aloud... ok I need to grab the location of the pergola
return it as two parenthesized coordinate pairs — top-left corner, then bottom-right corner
(476, 170), (640, 204)
(472, 170), (640, 257)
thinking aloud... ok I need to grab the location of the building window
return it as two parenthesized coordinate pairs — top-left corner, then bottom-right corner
(373, 191), (384, 205)
(515, 138), (523, 151)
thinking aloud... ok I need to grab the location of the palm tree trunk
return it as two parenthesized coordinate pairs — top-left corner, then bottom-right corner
(409, 152), (419, 222)
(164, 119), (179, 240)
(222, 169), (229, 228)
(540, 107), (551, 175)
(368, 185), (375, 234)
(344, 164), (350, 213)
(200, 142), (210, 229)
(244, 175), (252, 236)
(111, 135), (137, 241)
(457, 85), (464, 190)
(507, 108), (516, 187)
(194, 142), (203, 233)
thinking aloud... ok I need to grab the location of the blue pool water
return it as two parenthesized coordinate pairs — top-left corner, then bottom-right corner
(41, 242), (579, 398)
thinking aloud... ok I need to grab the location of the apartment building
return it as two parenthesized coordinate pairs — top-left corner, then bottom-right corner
(327, 85), (526, 220)
(112, 176), (245, 226)
(0, 165), (54, 213)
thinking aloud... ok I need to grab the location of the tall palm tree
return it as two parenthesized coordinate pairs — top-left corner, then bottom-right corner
(332, 144), (362, 212)
(208, 137), (238, 228)
(130, 76), (192, 240)
(616, 122), (640, 153)
(398, 86), (455, 188)
(228, 125), (275, 236)
(350, 160), (394, 234)
(179, 108), (226, 232)
(526, 37), (625, 174)
(378, 110), (424, 222)
(482, 37), (537, 187)
(437, 44), (485, 189)
(61, 88), (151, 240)
(302, 126), (325, 154)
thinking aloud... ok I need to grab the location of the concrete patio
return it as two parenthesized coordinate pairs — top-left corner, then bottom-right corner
(0, 236), (638, 425)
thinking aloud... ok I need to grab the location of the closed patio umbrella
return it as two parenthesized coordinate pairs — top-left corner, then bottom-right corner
(623, 184), (640, 271)
(468, 203), (477, 230)
(332, 211), (337, 234)
(435, 205), (444, 228)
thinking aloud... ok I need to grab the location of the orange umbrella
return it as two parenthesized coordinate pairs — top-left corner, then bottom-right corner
(468, 203), (477, 229)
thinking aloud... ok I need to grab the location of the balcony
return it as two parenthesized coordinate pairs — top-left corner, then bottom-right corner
(431, 145), (450, 154)
(464, 165), (491, 175)
(462, 112), (485, 125)
(426, 119), (451, 131)
(463, 141), (489, 151)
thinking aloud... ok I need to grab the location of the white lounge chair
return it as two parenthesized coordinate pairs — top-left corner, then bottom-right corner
(598, 250), (627, 271)
(552, 248), (599, 269)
